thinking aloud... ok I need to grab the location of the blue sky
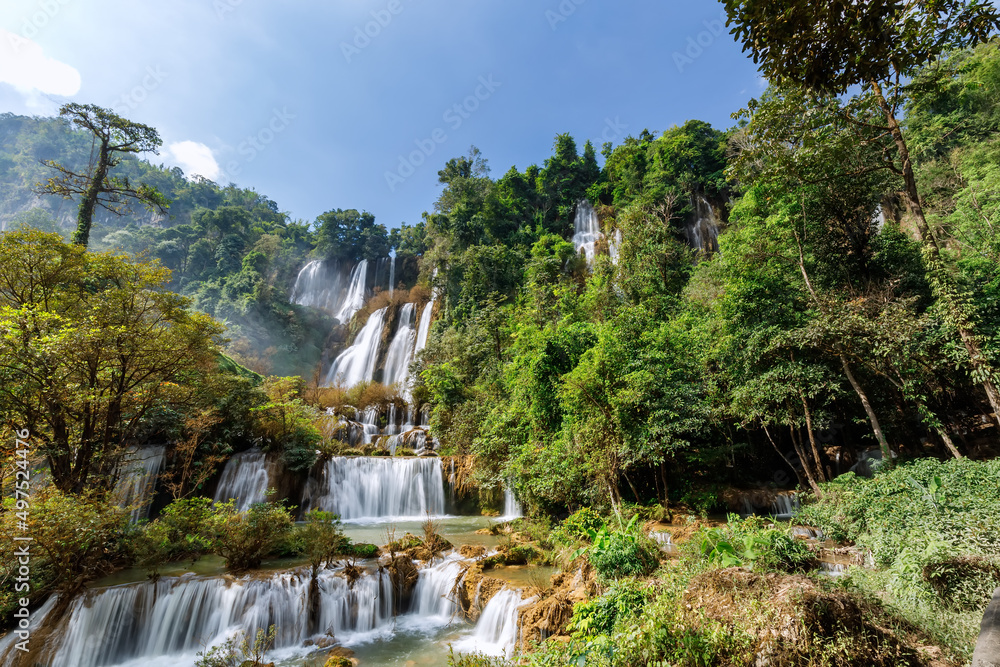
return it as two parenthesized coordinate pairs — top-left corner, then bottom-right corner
(0, 0), (763, 229)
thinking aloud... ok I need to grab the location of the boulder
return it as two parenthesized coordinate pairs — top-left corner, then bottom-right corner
(973, 588), (1000, 667)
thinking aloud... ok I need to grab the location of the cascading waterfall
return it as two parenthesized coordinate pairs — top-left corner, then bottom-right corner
(117, 446), (165, 522)
(36, 569), (394, 667)
(213, 450), (271, 510)
(453, 588), (526, 658)
(414, 296), (435, 354)
(334, 259), (369, 325)
(325, 307), (387, 387)
(388, 254), (395, 296)
(686, 195), (720, 254)
(502, 486), (523, 519)
(383, 303), (416, 390)
(406, 553), (465, 621)
(8, 554), (533, 667)
(301, 456), (446, 520)
(291, 260), (343, 312)
(572, 199), (602, 263)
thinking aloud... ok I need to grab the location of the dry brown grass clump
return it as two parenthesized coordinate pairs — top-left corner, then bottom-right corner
(681, 568), (954, 667)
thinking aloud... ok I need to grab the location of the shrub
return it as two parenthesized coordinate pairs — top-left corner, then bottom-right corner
(551, 507), (605, 547)
(195, 625), (276, 667)
(344, 543), (381, 559)
(698, 515), (815, 573)
(574, 516), (660, 580)
(299, 510), (349, 573)
(215, 501), (293, 571)
(133, 497), (220, 570)
(568, 579), (652, 637)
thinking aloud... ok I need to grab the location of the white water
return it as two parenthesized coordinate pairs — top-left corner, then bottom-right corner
(325, 307), (387, 387)
(572, 199), (602, 264)
(117, 446), (165, 522)
(687, 195), (720, 254)
(414, 297), (435, 354)
(291, 260), (343, 313)
(302, 456), (446, 520)
(453, 588), (525, 658)
(334, 259), (369, 325)
(213, 450), (271, 511)
(38, 568), (394, 667)
(383, 303), (416, 389)
(502, 486), (523, 520)
(388, 254), (395, 297)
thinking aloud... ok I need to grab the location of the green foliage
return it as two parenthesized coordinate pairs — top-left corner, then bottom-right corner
(568, 579), (651, 638)
(798, 458), (1000, 567)
(298, 509), (349, 572)
(550, 507), (605, 547)
(215, 501), (294, 572)
(132, 497), (221, 571)
(195, 625), (276, 667)
(572, 515), (660, 580)
(698, 516), (815, 573)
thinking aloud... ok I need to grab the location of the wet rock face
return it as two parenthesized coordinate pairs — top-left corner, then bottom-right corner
(973, 588), (1000, 667)
(386, 554), (419, 611)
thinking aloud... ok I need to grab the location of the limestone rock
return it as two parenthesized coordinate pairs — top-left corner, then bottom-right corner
(973, 588), (1000, 667)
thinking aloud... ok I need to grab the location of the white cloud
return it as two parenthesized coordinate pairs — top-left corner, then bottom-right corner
(0, 29), (81, 100)
(165, 140), (221, 180)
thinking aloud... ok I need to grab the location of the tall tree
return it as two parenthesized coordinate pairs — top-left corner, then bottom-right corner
(35, 103), (168, 247)
(724, 0), (1000, 425)
(0, 230), (223, 493)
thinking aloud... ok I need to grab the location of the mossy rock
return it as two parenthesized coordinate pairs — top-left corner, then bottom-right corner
(396, 448), (416, 456)
(323, 657), (352, 667)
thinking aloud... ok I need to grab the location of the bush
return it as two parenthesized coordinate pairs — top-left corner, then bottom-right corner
(215, 501), (293, 571)
(299, 509), (349, 573)
(344, 542), (381, 559)
(132, 497), (220, 571)
(551, 507), (605, 547)
(574, 516), (659, 580)
(698, 515), (815, 573)
(568, 579), (652, 637)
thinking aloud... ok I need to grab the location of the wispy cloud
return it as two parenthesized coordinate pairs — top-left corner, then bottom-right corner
(165, 140), (221, 180)
(0, 28), (80, 103)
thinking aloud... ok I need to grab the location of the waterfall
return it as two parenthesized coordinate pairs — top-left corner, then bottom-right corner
(572, 199), (602, 264)
(291, 260), (342, 312)
(414, 296), (435, 354)
(333, 259), (369, 325)
(453, 588), (526, 658)
(502, 486), (523, 520)
(301, 456), (445, 520)
(117, 446), (165, 522)
(383, 303), (416, 390)
(771, 492), (799, 519)
(406, 553), (464, 621)
(325, 307), (387, 387)
(608, 228), (622, 265)
(388, 254), (396, 297)
(686, 195), (720, 254)
(213, 450), (271, 511)
(38, 569), (394, 667)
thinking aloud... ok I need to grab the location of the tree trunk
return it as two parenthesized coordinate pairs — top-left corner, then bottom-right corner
(763, 424), (809, 492)
(840, 354), (893, 463)
(933, 424), (963, 460)
(623, 471), (642, 503)
(870, 78), (1000, 430)
(72, 137), (110, 247)
(798, 390), (827, 483)
(788, 424), (822, 497)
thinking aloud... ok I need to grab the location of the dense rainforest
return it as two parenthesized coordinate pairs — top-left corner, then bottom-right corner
(1, 16), (1000, 667)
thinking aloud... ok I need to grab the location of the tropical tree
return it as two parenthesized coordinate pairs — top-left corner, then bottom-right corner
(36, 103), (169, 247)
(0, 230), (223, 493)
(723, 0), (1000, 425)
